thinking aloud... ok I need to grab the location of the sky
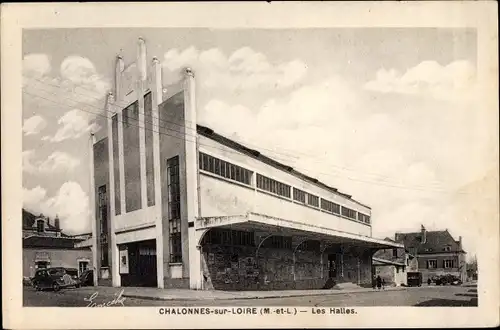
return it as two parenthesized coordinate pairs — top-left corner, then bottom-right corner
(22, 28), (496, 259)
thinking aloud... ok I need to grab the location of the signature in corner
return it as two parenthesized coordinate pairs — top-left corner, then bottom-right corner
(84, 289), (126, 307)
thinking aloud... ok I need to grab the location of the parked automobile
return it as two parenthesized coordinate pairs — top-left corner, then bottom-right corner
(79, 269), (94, 287)
(407, 272), (422, 287)
(31, 267), (81, 291)
(433, 274), (462, 286)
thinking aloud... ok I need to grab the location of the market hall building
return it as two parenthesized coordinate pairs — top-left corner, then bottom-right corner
(90, 38), (403, 290)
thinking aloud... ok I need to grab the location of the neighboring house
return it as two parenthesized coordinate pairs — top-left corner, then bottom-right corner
(22, 209), (93, 278)
(89, 38), (403, 291)
(372, 238), (418, 286)
(395, 225), (467, 283)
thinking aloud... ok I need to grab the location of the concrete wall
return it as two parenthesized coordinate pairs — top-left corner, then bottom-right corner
(373, 264), (407, 286)
(199, 173), (371, 237)
(23, 248), (92, 278)
(93, 138), (112, 283)
(158, 85), (190, 283)
(198, 136), (371, 219)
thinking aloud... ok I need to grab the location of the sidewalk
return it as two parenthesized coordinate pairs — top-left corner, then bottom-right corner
(65, 285), (406, 302)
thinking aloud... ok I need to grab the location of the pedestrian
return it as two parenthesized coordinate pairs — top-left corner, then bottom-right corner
(382, 278), (386, 290)
(372, 275), (377, 290)
(376, 275), (382, 290)
(427, 278), (432, 286)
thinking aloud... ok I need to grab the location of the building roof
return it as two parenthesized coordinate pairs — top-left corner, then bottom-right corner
(22, 209), (70, 236)
(23, 235), (87, 249)
(395, 230), (466, 255)
(372, 257), (406, 267)
(196, 125), (370, 209)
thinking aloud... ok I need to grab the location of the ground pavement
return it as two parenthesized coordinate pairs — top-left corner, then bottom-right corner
(23, 282), (478, 307)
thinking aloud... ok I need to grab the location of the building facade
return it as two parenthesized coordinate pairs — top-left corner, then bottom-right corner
(395, 225), (467, 283)
(90, 38), (403, 290)
(372, 239), (418, 286)
(22, 209), (92, 279)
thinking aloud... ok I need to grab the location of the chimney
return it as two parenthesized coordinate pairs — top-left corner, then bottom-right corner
(458, 236), (462, 250)
(395, 232), (401, 242)
(54, 215), (60, 231)
(421, 225), (427, 244)
(47, 217), (51, 227)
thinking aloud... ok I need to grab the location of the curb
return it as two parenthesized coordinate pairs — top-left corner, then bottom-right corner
(122, 287), (406, 302)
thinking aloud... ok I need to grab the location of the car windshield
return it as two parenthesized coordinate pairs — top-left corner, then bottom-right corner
(48, 269), (64, 276)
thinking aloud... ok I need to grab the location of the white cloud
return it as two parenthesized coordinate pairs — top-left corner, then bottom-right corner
(23, 186), (48, 212)
(23, 54), (51, 85)
(45, 109), (99, 143)
(23, 149), (80, 174)
(22, 150), (38, 174)
(23, 182), (90, 234)
(60, 56), (110, 96)
(163, 46), (307, 89)
(364, 60), (477, 102)
(23, 115), (47, 136)
(23, 55), (109, 143)
(39, 151), (81, 173)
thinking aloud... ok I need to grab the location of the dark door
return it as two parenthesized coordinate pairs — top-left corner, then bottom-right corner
(328, 254), (337, 278)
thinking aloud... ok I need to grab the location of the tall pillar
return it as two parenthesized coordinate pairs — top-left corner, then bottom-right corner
(107, 93), (120, 287)
(89, 132), (98, 286)
(152, 56), (164, 288)
(137, 37), (148, 212)
(184, 68), (202, 289)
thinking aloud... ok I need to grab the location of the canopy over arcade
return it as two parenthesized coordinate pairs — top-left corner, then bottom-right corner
(195, 212), (404, 250)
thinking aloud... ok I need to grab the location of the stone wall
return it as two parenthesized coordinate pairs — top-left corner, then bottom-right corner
(200, 239), (373, 291)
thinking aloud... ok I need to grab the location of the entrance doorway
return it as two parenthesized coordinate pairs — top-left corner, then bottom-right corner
(328, 254), (337, 279)
(78, 260), (89, 276)
(120, 239), (157, 287)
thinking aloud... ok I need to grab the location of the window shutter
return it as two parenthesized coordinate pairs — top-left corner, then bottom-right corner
(443, 260), (446, 268)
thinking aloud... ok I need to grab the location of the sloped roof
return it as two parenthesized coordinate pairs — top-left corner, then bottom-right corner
(22, 209), (59, 231)
(196, 125), (370, 209)
(395, 230), (465, 255)
(23, 236), (87, 249)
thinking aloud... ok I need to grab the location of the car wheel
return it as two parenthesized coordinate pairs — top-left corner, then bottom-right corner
(75, 284), (81, 288)
(52, 282), (60, 292)
(33, 282), (41, 291)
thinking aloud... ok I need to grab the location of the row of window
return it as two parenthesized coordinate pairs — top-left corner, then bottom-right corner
(292, 188), (319, 207)
(199, 152), (371, 225)
(199, 152), (252, 185)
(256, 174), (291, 198)
(167, 156), (182, 263)
(427, 259), (457, 269)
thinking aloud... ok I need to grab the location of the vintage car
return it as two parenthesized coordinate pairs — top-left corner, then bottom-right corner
(79, 269), (94, 287)
(433, 274), (462, 286)
(31, 267), (81, 291)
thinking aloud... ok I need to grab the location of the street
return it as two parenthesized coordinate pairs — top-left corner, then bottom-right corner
(23, 284), (478, 307)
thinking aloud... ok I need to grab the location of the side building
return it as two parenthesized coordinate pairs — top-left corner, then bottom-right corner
(22, 209), (93, 279)
(372, 238), (418, 287)
(90, 38), (404, 290)
(395, 225), (467, 283)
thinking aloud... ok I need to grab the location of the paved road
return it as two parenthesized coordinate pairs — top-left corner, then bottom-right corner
(23, 284), (477, 307)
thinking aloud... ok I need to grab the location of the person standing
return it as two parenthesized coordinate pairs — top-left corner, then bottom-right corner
(376, 275), (382, 290)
